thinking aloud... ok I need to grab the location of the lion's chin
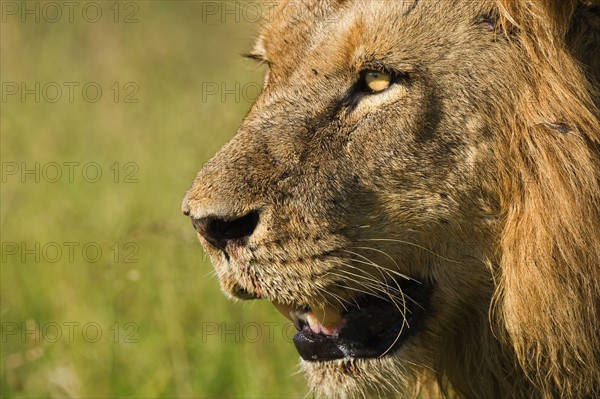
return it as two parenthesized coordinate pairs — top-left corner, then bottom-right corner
(301, 355), (419, 399)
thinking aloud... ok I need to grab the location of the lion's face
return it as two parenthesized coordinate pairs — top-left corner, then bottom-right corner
(183, 0), (530, 397)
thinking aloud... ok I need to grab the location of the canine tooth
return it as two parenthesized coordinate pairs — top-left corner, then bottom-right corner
(289, 311), (298, 322)
(296, 311), (310, 326)
(297, 312), (309, 323)
(311, 304), (342, 329)
(306, 313), (322, 334)
(289, 311), (301, 329)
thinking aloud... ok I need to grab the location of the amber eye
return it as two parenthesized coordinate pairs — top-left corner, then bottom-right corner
(362, 70), (393, 93)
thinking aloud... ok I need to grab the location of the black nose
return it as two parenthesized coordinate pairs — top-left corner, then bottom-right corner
(192, 211), (260, 250)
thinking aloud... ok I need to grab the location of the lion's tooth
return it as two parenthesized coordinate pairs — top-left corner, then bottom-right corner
(297, 311), (309, 323)
(306, 313), (322, 334)
(311, 304), (342, 329)
(289, 311), (301, 329)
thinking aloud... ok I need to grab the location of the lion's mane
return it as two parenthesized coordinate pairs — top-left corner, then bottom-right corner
(492, 1), (600, 397)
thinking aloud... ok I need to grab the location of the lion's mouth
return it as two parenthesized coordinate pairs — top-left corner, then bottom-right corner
(273, 280), (432, 361)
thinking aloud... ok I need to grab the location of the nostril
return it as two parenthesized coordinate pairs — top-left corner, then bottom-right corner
(192, 211), (260, 250)
(211, 211), (260, 241)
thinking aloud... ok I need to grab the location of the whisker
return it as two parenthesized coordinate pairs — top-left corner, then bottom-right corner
(379, 271), (409, 357)
(333, 260), (423, 313)
(329, 259), (402, 291)
(329, 265), (424, 358)
(330, 269), (409, 316)
(340, 249), (415, 282)
(331, 270), (406, 302)
(330, 283), (391, 303)
(344, 248), (400, 292)
(201, 269), (218, 279)
(340, 249), (428, 308)
(350, 245), (401, 271)
(314, 283), (353, 311)
(332, 254), (423, 356)
(358, 238), (461, 264)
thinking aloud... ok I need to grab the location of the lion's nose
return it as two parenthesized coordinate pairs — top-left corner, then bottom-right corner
(191, 211), (260, 250)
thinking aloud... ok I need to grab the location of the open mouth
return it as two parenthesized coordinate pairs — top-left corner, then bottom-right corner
(273, 280), (432, 361)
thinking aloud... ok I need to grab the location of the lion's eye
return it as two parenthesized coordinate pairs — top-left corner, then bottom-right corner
(362, 70), (393, 93)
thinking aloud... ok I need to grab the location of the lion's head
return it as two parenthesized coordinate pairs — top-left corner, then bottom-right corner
(182, 1), (600, 397)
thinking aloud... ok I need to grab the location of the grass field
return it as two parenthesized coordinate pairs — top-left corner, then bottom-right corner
(1, 2), (307, 397)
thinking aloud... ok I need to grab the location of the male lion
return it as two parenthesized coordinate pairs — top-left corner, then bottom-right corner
(182, 1), (600, 397)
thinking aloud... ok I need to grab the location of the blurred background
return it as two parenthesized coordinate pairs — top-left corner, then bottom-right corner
(1, 1), (306, 397)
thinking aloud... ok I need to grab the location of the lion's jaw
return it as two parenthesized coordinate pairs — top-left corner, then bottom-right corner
(183, 0), (532, 397)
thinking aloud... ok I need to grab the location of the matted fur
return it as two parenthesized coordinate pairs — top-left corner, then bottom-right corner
(183, 1), (600, 398)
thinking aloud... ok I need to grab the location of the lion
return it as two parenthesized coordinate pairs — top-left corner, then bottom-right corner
(182, 0), (600, 397)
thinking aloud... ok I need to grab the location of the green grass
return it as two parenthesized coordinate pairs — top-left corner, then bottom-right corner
(1, 2), (306, 398)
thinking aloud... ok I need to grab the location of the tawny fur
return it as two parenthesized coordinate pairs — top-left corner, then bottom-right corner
(494, 1), (600, 398)
(183, 1), (600, 398)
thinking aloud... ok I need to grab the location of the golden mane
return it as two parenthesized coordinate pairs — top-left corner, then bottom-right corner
(493, 1), (600, 397)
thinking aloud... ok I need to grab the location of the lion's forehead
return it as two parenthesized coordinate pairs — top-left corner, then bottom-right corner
(256, 0), (497, 80)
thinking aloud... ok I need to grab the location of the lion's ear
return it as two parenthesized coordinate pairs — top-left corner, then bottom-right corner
(493, 2), (600, 398)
